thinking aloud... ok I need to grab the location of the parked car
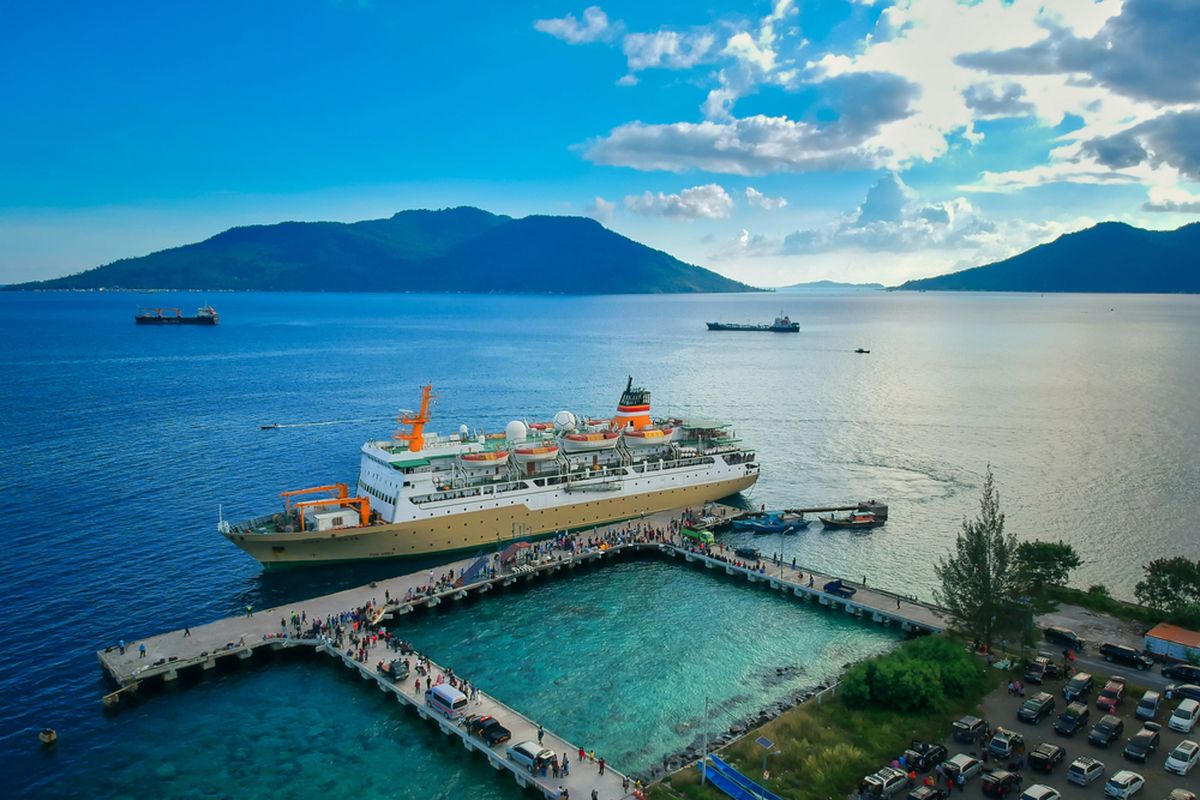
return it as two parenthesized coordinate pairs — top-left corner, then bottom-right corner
(1098, 677), (1128, 712)
(1167, 791), (1196, 800)
(1025, 656), (1062, 685)
(464, 714), (511, 746)
(1027, 742), (1066, 773)
(953, 715), (986, 744)
(1020, 784), (1061, 800)
(990, 728), (1027, 760)
(1163, 740), (1199, 776)
(1121, 723), (1160, 763)
(1019, 693), (1056, 724)
(981, 770), (1024, 798)
(1064, 673), (1094, 702)
(864, 766), (912, 799)
(1165, 684), (1200, 702)
(942, 753), (983, 783)
(903, 741), (947, 772)
(907, 786), (948, 800)
(1067, 756), (1106, 786)
(1045, 626), (1086, 651)
(506, 740), (555, 772)
(1099, 643), (1154, 671)
(1089, 714), (1125, 748)
(1054, 702), (1091, 736)
(1135, 690), (1161, 721)
(1103, 770), (1144, 799)
(1169, 698), (1200, 733)
(1162, 663), (1200, 683)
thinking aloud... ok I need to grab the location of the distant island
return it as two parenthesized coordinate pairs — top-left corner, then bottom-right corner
(9, 206), (756, 295)
(774, 280), (884, 292)
(898, 221), (1200, 293)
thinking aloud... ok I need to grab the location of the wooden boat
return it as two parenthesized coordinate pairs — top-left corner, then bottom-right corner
(819, 511), (884, 530)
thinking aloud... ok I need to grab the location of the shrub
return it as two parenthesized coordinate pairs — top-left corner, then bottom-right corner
(841, 635), (985, 712)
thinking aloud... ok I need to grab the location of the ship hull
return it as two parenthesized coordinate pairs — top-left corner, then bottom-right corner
(134, 317), (218, 325)
(223, 473), (758, 567)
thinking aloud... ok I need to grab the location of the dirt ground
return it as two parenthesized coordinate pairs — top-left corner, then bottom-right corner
(1036, 604), (1149, 651)
(927, 665), (1200, 800)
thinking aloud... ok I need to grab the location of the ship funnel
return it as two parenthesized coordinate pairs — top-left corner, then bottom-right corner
(612, 376), (652, 431)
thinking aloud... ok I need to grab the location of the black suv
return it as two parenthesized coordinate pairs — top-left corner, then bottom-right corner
(1018, 692), (1056, 724)
(907, 786), (948, 800)
(1028, 742), (1066, 773)
(1163, 663), (1200, 683)
(903, 741), (948, 772)
(1044, 626), (1086, 651)
(464, 714), (512, 746)
(1098, 642), (1154, 670)
(981, 770), (1023, 798)
(1122, 722), (1160, 763)
(953, 715), (987, 743)
(1024, 656), (1062, 685)
(1062, 672), (1093, 702)
(1087, 713), (1124, 747)
(1054, 702), (1090, 736)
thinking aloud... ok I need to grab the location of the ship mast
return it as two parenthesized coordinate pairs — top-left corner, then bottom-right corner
(393, 385), (435, 452)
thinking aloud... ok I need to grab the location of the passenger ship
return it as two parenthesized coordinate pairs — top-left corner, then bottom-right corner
(220, 379), (759, 567)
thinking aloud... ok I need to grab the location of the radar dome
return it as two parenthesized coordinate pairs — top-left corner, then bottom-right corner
(553, 410), (577, 431)
(459, 424), (469, 438)
(505, 420), (528, 443)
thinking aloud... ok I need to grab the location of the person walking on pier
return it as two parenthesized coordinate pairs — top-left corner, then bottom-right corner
(563, 754), (570, 775)
(537, 724), (545, 745)
(184, 627), (191, 637)
(598, 756), (606, 775)
(138, 643), (146, 658)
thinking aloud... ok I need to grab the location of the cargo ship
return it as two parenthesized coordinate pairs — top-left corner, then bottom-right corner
(706, 314), (798, 332)
(135, 306), (219, 325)
(220, 379), (759, 567)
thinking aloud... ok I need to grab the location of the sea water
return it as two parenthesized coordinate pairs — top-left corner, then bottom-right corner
(2, 290), (1197, 796)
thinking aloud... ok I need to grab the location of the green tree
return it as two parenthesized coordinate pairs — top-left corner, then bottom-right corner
(1015, 539), (1082, 592)
(1135, 557), (1200, 614)
(934, 466), (1021, 648)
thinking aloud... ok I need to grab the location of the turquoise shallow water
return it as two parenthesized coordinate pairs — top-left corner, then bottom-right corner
(33, 559), (900, 797)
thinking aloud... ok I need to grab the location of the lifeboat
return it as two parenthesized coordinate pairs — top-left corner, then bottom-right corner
(528, 421), (555, 432)
(584, 418), (611, 429)
(560, 431), (619, 454)
(622, 427), (674, 446)
(460, 450), (509, 466)
(513, 444), (559, 464)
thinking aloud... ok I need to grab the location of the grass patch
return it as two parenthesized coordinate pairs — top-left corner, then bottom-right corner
(649, 637), (1007, 800)
(1044, 585), (1182, 630)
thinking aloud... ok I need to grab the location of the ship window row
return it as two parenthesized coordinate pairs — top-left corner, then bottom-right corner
(358, 480), (396, 506)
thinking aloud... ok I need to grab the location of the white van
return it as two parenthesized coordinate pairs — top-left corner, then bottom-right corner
(426, 684), (468, 719)
(1168, 698), (1200, 733)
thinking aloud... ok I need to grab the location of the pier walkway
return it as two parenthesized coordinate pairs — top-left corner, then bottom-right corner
(96, 502), (950, 794)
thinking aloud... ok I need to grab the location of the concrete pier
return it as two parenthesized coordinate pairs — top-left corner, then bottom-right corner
(95, 500), (947, 796)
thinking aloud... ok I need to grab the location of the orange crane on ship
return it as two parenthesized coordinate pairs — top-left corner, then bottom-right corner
(393, 384), (435, 452)
(279, 483), (370, 532)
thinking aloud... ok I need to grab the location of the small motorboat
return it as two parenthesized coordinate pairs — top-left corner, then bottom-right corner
(39, 728), (57, 747)
(260, 423), (281, 430)
(854, 348), (870, 354)
(819, 511), (884, 530)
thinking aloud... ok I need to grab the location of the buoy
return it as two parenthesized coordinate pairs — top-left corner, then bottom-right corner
(39, 728), (57, 746)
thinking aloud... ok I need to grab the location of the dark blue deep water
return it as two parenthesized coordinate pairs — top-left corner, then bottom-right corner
(2, 290), (1198, 797)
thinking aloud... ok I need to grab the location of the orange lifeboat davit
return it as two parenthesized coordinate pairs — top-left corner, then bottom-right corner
(460, 450), (509, 466)
(622, 426), (675, 446)
(560, 431), (620, 454)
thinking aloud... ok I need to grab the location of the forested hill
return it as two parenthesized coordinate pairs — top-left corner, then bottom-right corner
(12, 206), (756, 294)
(897, 222), (1200, 293)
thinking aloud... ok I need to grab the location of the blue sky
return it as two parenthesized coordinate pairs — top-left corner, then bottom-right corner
(2, 0), (1198, 285)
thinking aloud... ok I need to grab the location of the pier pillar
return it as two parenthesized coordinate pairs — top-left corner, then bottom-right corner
(819, 596), (831, 606)
(567, 561), (577, 569)
(477, 583), (491, 593)
(163, 669), (178, 682)
(705, 560), (714, 569)
(425, 597), (441, 608)
(684, 554), (694, 563)
(873, 612), (885, 624)
(463, 740), (473, 752)
(270, 641), (283, 651)
(725, 566), (735, 575)
(489, 757), (503, 770)
(237, 648), (253, 660)
(901, 621), (913, 632)
(503, 578), (516, 586)
(453, 590), (467, 601)
(202, 658), (216, 670)
(515, 775), (528, 789)
(417, 708), (428, 720)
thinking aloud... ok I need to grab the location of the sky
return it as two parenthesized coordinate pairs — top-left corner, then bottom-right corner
(2, 0), (1198, 287)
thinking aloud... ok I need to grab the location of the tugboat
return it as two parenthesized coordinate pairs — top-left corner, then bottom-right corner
(706, 313), (799, 333)
(135, 305), (219, 325)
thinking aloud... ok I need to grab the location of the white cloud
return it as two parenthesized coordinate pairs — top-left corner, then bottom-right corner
(533, 6), (617, 45)
(622, 30), (717, 71)
(583, 196), (615, 223)
(623, 184), (733, 220)
(744, 187), (787, 210)
(615, 74), (638, 87)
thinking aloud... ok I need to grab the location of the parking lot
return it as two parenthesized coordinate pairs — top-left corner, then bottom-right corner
(926, 659), (1200, 800)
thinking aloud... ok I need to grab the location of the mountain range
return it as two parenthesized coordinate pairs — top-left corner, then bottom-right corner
(11, 207), (755, 294)
(775, 280), (884, 291)
(898, 222), (1200, 293)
